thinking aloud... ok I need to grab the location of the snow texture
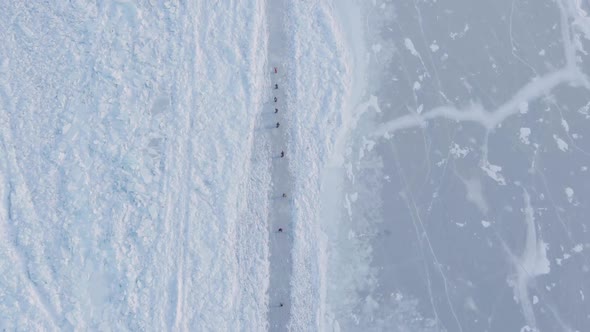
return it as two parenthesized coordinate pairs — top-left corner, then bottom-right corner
(0, 1), (270, 330)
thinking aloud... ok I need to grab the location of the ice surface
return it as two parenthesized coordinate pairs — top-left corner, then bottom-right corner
(320, 0), (590, 331)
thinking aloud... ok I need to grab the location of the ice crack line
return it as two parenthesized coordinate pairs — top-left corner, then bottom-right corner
(374, 0), (589, 139)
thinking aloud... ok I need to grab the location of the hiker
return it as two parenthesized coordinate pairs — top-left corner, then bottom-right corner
(278, 228), (283, 233)
(282, 193), (287, 198)
(274, 97), (277, 102)
(274, 67), (277, 73)
(276, 122), (280, 128)
(275, 108), (278, 113)
(279, 303), (284, 307)
(275, 83), (278, 89)
(280, 151), (284, 158)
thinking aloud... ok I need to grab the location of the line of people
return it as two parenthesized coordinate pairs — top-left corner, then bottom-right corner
(273, 67), (287, 310)
(274, 66), (287, 210)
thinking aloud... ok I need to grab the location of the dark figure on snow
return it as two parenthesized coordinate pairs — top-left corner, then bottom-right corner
(279, 303), (284, 307)
(275, 83), (279, 89)
(276, 122), (280, 128)
(278, 228), (283, 233)
(280, 151), (284, 158)
(274, 97), (277, 102)
(282, 193), (287, 198)
(275, 108), (278, 113)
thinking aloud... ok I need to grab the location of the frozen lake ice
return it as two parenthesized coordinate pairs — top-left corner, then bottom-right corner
(324, 0), (590, 331)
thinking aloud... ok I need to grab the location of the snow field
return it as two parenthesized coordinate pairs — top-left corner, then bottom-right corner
(0, 0), (270, 330)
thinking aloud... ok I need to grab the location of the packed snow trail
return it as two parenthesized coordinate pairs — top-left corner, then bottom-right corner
(265, 0), (295, 329)
(265, 70), (294, 331)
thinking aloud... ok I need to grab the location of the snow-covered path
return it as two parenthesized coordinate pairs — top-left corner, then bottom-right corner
(265, 0), (295, 330)
(265, 72), (294, 330)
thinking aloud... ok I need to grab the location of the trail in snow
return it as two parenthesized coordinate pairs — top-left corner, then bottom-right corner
(266, 0), (295, 329)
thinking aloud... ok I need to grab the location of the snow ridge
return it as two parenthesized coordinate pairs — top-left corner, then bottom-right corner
(280, 0), (354, 330)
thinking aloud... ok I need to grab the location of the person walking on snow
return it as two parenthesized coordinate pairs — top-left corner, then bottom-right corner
(275, 108), (278, 113)
(280, 151), (284, 158)
(275, 83), (278, 89)
(274, 97), (277, 102)
(276, 122), (280, 128)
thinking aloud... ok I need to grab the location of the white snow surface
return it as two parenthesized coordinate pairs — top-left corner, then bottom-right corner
(0, 1), (272, 330)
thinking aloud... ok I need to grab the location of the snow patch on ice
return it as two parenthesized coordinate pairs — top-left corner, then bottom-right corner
(577, 101), (590, 118)
(450, 143), (469, 158)
(506, 189), (550, 330)
(429, 41), (439, 52)
(561, 118), (570, 132)
(404, 38), (419, 57)
(519, 127), (531, 145)
(553, 134), (569, 151)
(481, 160), (507, 185)
(450, 23), (469, 40)
(565, 187), (575, 203)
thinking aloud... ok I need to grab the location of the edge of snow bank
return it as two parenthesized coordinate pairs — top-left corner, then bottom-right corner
(281, 0), (368, 330)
